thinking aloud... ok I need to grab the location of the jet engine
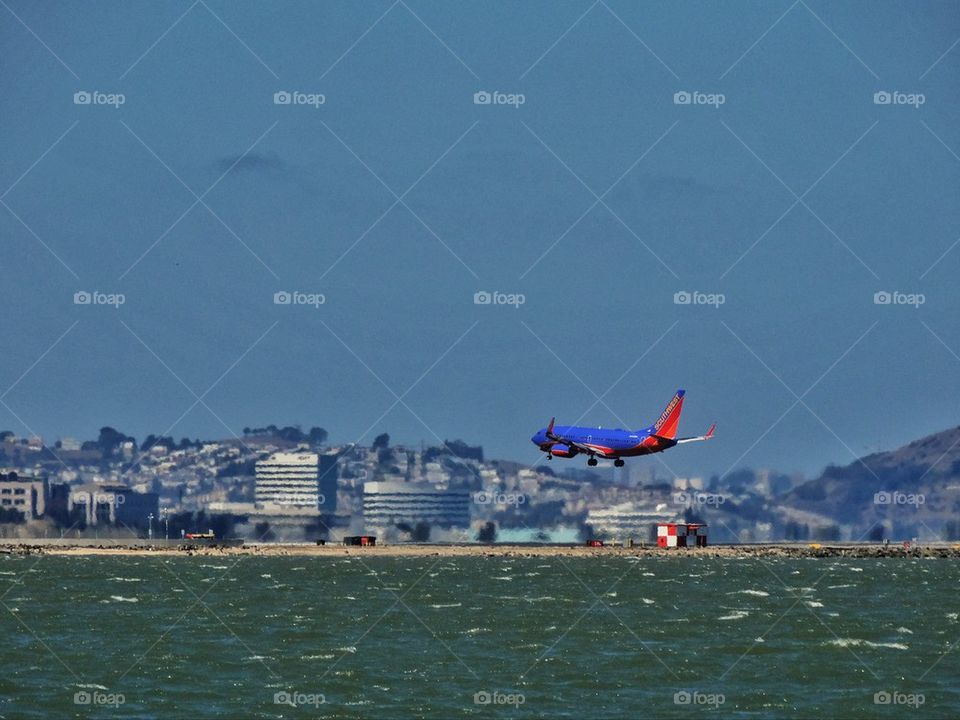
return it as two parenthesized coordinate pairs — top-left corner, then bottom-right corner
(549, 443), (578, 458)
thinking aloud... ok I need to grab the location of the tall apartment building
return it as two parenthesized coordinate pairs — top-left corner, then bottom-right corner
(255, 452), (337, 512)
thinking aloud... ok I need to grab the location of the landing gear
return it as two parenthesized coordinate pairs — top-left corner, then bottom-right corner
(614, 458), (624, 467)
(587, 457), (598, 467)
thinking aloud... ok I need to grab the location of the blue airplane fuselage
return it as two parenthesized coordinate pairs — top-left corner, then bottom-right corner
(529, 390), (713, 463)
(530, 424), (674, 457)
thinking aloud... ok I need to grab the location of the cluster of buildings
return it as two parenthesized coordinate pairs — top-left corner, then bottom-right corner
(219, 452), (475, 540)
(0, 471), (160, 533)
(0, 430), (800, 542)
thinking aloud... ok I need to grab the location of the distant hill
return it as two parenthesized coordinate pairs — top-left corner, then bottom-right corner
(780, 426), (960, 539)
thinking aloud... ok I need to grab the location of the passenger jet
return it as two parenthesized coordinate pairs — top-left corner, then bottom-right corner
(531, 389), (715, 467)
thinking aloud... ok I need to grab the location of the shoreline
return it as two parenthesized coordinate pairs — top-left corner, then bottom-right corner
(3, 541), (959, 558)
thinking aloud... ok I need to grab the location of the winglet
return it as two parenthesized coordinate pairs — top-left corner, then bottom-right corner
(705, 423), (716, 439)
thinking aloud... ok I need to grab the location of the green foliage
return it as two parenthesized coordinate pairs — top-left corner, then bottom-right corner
(423, 439), (483, 464)
(97, 427), (135, 457)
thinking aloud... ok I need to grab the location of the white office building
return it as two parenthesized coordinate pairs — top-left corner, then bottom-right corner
(585, 503), (674, 541)
(255, 452), (337, 511)
(363, 481), (470, 528)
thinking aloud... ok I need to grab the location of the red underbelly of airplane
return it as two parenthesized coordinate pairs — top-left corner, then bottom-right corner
(621, 436), (670, 456)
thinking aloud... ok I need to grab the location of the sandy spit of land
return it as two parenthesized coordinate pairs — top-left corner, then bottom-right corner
(2, 542), (959, 559)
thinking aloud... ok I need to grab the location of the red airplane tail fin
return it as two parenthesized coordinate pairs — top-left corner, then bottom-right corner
(653, 389), (685, 439)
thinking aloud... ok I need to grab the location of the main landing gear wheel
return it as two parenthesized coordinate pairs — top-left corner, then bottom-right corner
(614, 458), (624, 467)
(587, 457), (598, 467)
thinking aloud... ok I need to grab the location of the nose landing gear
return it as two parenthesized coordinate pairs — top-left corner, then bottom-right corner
(614, 458), (624, 467)
(587, 457), (598, 467)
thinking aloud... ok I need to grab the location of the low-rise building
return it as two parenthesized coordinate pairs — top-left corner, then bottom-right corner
(0, 472), (46, 517)
(68, 484), (159, 529)
(585, 502), (674, 541)
(363, 481), (471, 529)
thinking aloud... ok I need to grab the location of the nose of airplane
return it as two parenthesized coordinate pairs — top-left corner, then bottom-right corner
(530, 432), (542, 445)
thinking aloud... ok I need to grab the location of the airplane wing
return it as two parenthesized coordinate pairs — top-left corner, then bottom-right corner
(673, 423), (716, 445)
(566, 439), (615, 457)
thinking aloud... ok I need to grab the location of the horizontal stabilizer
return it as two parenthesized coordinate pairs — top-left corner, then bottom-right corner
(674, 423), (716, 445)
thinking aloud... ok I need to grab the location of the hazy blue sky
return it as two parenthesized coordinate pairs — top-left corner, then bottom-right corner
(2, 0), (959, 479)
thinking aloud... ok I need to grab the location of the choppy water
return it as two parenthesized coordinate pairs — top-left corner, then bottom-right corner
(1, 555), (958, 718)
